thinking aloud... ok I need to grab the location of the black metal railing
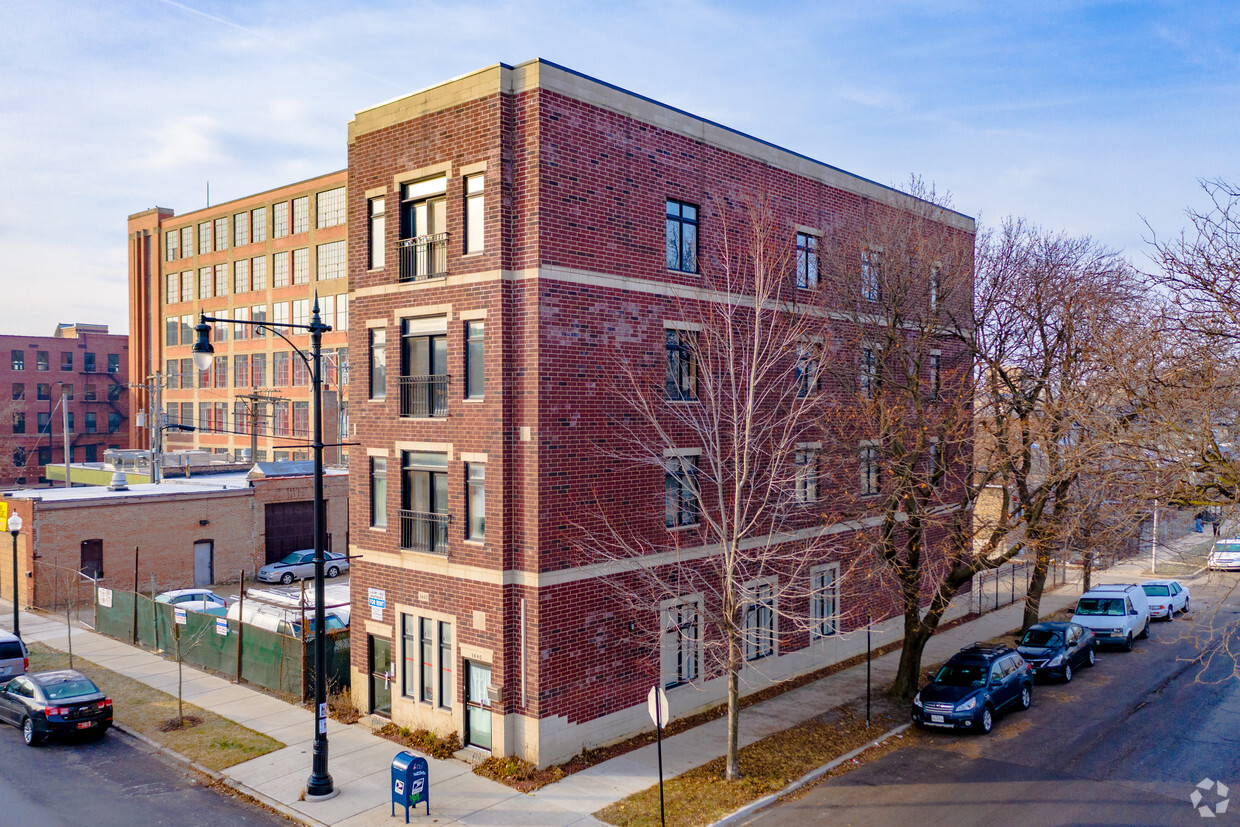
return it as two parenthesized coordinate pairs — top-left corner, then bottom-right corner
(400, 510), (450, 554)
(399, 374), (449, 418)
(398, 233), (449, 282)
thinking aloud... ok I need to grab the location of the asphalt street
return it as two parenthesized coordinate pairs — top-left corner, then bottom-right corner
(745, 573), (1240, 827)
(0, 723), (291, 826)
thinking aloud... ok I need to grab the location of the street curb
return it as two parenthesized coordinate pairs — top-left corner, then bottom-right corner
(110, 722), (325, 827)
(711, 723), (912, 826)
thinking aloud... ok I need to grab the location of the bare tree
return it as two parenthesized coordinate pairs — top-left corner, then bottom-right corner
(580, 197), (844, 780)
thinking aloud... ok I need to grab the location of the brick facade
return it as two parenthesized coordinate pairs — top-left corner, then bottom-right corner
(345, 60), (976, 766)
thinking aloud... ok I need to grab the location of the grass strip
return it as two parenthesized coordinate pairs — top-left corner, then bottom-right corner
(26, 641), (283, 771)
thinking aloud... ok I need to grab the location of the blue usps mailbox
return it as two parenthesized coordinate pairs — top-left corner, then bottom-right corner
(391, 750), (429, 822)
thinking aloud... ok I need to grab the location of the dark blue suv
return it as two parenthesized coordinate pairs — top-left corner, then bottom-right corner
(912, 644), (1033, 734)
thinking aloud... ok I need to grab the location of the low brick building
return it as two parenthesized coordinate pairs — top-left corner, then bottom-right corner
(0, 463), (347, 612)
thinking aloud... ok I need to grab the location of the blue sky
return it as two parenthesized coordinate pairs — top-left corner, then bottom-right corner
(1, 0), (1236, 335)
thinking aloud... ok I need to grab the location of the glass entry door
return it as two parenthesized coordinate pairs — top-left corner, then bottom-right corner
(464, 660), (492, 751)
(369, 635), (392, 717)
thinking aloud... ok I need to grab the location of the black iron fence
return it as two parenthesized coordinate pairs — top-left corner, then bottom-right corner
(399, 374), (449, 418)
(398, 233), (448, 282)
(400, 509), (450, 554)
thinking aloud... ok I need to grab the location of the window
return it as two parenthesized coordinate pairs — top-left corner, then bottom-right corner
(862, 250), (881, 302)
(796, 232), (819, 289)
(929, 266), (940, 312)
(165, 273), (178, 304)
(273, 251), (289, 287)
(251, 305), (267, 337)
(12, 412), (24, 434)
(84, 383), (96, 400)
(292, 356), (309, 387)
(400, 319), (447, 417)
(84, 412), (97, 433)
(180, 226), (193, 257)
(36, 383), (50, 401)
(465, 174), (484, 254)
(11, 383), (23, 400)
(292, 299), (309, 328)
(665, 454), (700, 528)
(251, 353), (266, 387)
(316, 187), (345, 228)
(465, 321), (484, 399)
(233, 306), (249, 340)
(272, 201), (289, 238)
(273, 351), (290, 387)
(38, 446), (51, 466)
(36, 351), (48, 372)
(61, 383), (73, 399)
(214, 263), (228, 297)
(13, 447), (25, 467)
(84, 352), (95, 372)
(107, 354), (119, 374)
(666, 199), (698, 273)
(292, 196), (309, 234)
(65, 412), (73, 432)
(37, 412), (50, 432)
(214, 217), (227, 251)
(369, 329), (386, 400)
(181, 315), (194, 346)
(744, 581), (776, 661)
(437, 622), (452, 709)
(795, 448), (819, 503)
(861, 444), (881, 496)
(400, 451), (449, 553)
(662, 599), (700, 688)
(10, 350), (22, 370)
(60, 352), (72, 371)
(251, 256), (267, 290)
(810, 565), (839, 639)
(316, 240), (345, 281)
(399, 177), (447, 282)
(795, 342), (820, 397)
(84, 444), (97, 463)
(861, 346), (879, 398)
(292, 248), (309, 285)
(292, 400), (309, 437)
(368, 197), (386, 269)
(252, 206), (267, 243)
(199, 267), (212, 299)
(336, 294), (349, 330)
(198, 221), (211, 254)
(180, 402), (193, 429)
(232, 259), (250, 294)
(165, 230), (178, 261)
(234, 211), (250, 247)
(180, 271), (193, 303)
(665, 328), (697, 401)
(370, 457), (388, 528)
(108, 383), (121, 402)
(213, 356), (228, 389)
(401, 616), (452, 707)
(929, 351), (941, 402)
(466, 463), (485, 539)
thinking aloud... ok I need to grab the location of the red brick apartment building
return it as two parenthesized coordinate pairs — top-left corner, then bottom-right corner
(127, 171), (350, 466)
(1, 324), (130, 486)
(345, 60), (976, 765)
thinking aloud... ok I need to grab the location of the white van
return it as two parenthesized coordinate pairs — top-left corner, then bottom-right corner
(226, 601), (347, 639)
(1070, 583), (1151, 651)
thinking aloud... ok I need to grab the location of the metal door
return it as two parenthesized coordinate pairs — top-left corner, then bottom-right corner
(369, 635), (392, 717)
(193, 540), (213, 586)
(464, 660), (492, 751)
(264, 501), (330, 564)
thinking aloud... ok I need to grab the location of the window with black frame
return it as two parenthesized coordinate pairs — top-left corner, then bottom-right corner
(665, 328), (697, 401)
(401, 451), (449, 553)
(666, 199), (698, 273)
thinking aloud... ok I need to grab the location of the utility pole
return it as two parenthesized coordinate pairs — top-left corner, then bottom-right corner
(236, 390), (281, 464)
(60, 382), (71, 488)
(151, 371), (163, 483)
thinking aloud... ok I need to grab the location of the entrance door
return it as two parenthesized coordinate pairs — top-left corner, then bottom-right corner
(464, 660), (492, 751)
(193, 541), (213, 586)
(369, 635), (392, 717)
(79, 539), (103, 579)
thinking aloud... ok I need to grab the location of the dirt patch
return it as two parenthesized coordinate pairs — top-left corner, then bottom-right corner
(158, 714), (204, 732)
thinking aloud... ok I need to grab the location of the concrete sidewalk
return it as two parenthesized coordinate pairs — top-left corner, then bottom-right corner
(0, 526), (1213, 826)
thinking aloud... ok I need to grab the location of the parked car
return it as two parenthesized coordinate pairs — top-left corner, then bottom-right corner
(1208, 539), (1240, 571)
(0, 669), (112, 746)
(912, 643), (1033, 734)
(1071, 583), (1150, 650)
(225, 600), (348, 638)
(154, 588), (230, 613)
(256, 550), (349, 584)
(1142, 579), (1190, 620)
(1016, 621), (1096, 682)
(0, 631), (28, 680)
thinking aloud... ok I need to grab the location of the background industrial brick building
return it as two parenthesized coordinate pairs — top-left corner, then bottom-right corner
(344, 60), (975, 766)
(1, 323), (130, 486)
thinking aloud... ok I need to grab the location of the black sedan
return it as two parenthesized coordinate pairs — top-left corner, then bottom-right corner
(0, 670), (112, 746)
(1016, 621), (1096, 683)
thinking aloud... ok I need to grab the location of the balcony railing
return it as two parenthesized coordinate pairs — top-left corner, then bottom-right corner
(400, 510), (450, 554)
(399, 374), (449, 418)
(399, 233), (448, 282)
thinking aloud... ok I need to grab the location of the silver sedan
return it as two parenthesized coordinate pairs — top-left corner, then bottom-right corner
(256, 550), (349, 584)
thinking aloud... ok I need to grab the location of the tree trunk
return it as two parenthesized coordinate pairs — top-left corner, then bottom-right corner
(724, 635), (741, 780)
(1022, 552), (1051, 632)
(1082, 549), (1093, 593)
(889, 623), (932, 700)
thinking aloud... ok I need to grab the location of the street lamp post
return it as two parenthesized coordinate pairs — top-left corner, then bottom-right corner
(193, 298), (335, 800)
(7, 513), (22, 638)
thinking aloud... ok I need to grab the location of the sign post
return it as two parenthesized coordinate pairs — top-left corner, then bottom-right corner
(647, 685), (669, 827)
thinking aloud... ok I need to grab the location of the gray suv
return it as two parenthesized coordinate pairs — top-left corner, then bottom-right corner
(0, 631), (28, 680)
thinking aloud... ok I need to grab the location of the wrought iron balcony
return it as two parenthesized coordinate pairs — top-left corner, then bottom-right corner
(400, 510), (450, 554)
(399, 374), (449, 418)
(398, 233), (448, 282)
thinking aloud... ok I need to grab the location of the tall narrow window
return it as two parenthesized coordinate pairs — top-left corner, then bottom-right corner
(10, 350), (22, 371)
(233, 259), (250, 293)
(252, 206), (267, 242)
(369, 328), (386, 400)
(744, 582), (775, 661)
(401, 451), (449, 553)
(464, 174), (484, 254)
(666, 199), (698, 273)
(251, 305), (267, 337)
(214, 263), (228, 297)
(465, 321), (484, 399)
(198, 267), (212, 299)
(796, 232), (818, 289)
(862, 250), (881, 302)
(399, 177), (447, 282)
(795, 448), (819, 503)
(663, 600), (700, 688)
(292, 247), (309, 285)
(368, 197), (386, 269)
(665, 454), (699, 528)
(291, 196), (309, 234)
(273, 201), (289, 238)
(928, 441), (943, 488)
(665, 328), (697, 401)
(180, 226), (192, 257)
(213, 217), (227, 251)
(400, 318), (447, 417)
(861, 346), (879, 399)
(180, 271), (193, 302)
(437, 622), (452, 709)
(371, 457), (387, 528)
(273, 251), (289, 288)
(165, 230), (178, 262)
(466, 463), (485, 540)
(811, 565), (839, 639)
(251, 256), (267, 290)
(166, 272), (178, 304)
(929, 266), (940, 312)
(420, 617), (434, 703)
(795, 342), (820, 397)
(198, 221), (211, 254)
(234, 211), (250, 247)
(861, 444), (881, 496)
(929, 351), (941, 402)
